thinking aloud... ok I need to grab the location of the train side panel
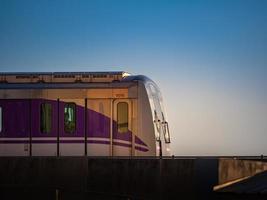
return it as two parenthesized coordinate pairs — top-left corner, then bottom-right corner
(136, 83), (156, 156)
(59, 98), (85, 156)
(87, 99), (111, 156)
(0, 99), (30, 156)
(31, 99), (58, 156)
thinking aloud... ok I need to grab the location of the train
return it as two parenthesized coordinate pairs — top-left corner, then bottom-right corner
(0, 72), (170, 156)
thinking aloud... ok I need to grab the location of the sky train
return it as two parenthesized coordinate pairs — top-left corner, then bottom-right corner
(0, 72), (170, 156)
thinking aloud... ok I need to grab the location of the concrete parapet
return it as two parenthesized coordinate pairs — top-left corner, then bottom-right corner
(218, 158), (267, 185)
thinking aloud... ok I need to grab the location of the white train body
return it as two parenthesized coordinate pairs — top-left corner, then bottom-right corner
(0, 72), (170, 156)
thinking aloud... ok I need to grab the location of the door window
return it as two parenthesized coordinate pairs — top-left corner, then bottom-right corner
(117, 102), (128, 133)
(40, 103), (52, 134)
(64, 103), (76, 134)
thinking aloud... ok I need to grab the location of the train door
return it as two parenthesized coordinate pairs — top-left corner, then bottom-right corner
(0, 99), (30, 156)
(112, 99), (132, 156)
(87, 99), (111, 156)
(59, 99), (85, 156)
(31, 99), (58, 156)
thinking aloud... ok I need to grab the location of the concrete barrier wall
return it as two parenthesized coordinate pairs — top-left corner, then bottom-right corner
(0, 157), (88, 190)
(0, 157), (218, 199)
(86, 158), (206, 199)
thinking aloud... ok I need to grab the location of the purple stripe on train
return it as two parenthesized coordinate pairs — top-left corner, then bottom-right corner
(0, 99), (148, 152)
(0, 140), (29, 144)
(0, 140), (148, 152)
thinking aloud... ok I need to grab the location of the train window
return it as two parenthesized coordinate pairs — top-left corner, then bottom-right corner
(64, 103), (76, 134)
(117, 102), (128, 133)
(0, 107), (2, 133)
(40, 103), (52, 134)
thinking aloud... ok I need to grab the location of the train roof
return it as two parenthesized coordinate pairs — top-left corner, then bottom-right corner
(0, 71), (125, 76)
(0, 71), (132, 84)
(0, 71), (159, 90)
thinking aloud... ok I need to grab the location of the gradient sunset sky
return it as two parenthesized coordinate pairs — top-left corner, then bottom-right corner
(0, 0), (266, 155)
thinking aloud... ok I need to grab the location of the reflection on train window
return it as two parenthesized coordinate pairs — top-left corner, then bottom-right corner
(117, 102), (128, 133)
(0, 107), (2, 133)
(40, 103), (52, 134)
(64, 103), (76, 134)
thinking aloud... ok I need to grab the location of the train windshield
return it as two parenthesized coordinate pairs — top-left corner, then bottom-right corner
(146, 83), (170, 143)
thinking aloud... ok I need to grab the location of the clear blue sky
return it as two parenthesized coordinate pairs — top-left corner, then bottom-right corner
(0, 0), (267, 155)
